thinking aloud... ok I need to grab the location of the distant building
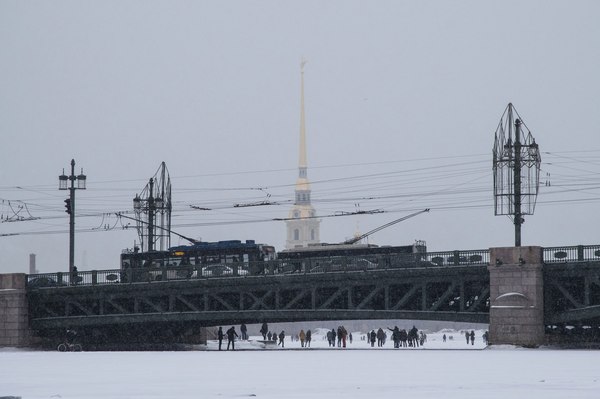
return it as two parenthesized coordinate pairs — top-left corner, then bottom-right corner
(29, 253), (38, 274)
(285, 61), (320, 249)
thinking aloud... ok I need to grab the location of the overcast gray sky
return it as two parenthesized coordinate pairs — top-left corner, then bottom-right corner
(1, 1), (599, 273)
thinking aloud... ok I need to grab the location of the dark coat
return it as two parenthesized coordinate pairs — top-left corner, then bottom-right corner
(226, 327), (238, 340)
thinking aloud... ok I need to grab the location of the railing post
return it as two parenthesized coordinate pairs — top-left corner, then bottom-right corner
(577, 245), (584, 261)
(91, 270), (97, 285)
(453, 251), (460, 265)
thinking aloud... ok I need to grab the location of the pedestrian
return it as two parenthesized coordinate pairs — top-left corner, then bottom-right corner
(377, 328), (385, 347)
(465, 331), (470, 345)
(217, 326), (224, 351)
(278, 330), (285, 348)
(409, 325), (419, 348)
(340, 326), (348, 348)
(306, 329), (312, 347)
(299, 329), (306, 347)
(240, 323), (248, 340)
(400, 329), (408, 347)
(226, 326), (238, 350)
(388, 326), (401, 348)
(260, 322), (268, 340)
(71, 265), (79, 286)
(370, 330), (376, 347)
(443, 333), (446, 343)
(470, 330), (475, 345)
(349, 332), (353, 344)
(267, 331), (272, 341)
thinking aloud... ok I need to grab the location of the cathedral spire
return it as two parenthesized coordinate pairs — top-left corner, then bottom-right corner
(299, 59), (308, 173)
(285, 59), (320, 249)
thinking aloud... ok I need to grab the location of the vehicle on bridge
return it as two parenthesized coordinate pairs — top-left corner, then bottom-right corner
(120, 237), (431, 280)
(277, 241), (428, 273)
(118, 209), (431, 280)
(120, 240), (275, 281)
(277, 209), (430, 273)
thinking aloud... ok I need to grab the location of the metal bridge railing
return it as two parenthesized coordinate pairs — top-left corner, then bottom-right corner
(421, 249), (490, 267)
(27, 269), (124, 288)
(26, 248), (492, 289)
(25, 245), (600, 289)
(543, 244), (600, 263)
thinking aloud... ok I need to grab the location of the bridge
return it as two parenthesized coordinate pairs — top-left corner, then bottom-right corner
(1, 244), (600, 349)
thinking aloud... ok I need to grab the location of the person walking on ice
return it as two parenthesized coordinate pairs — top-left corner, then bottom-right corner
(217, 326), (224, 351)
(278, 331), (286, 348)
(226, 326), (238, 350)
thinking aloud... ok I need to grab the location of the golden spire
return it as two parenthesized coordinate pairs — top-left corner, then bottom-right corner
(286, 59), (320, 249)
(299, 58), (307, 169)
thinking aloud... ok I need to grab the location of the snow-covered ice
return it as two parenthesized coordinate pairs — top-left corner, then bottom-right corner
(1, 330), (597, 399)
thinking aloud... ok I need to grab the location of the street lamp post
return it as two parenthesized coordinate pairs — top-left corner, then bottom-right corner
(59, 159), (86, 275)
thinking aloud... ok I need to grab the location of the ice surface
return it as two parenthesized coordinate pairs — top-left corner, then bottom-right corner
(0, 330), (597, 399)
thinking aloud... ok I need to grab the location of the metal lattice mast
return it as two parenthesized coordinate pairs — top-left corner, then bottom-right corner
(133, 162), (172, 252)
(493, 103), (541, 247)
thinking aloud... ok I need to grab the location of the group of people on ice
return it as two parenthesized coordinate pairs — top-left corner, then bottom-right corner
(366, 325), (425, 348)
(259, 322), (293, 347)
(217, 322), (431, 350)
(325, 326), (352, 348)
(441, 330), (488, 345)
(217, 326), (240, 351)
(218, 322), (287, 350)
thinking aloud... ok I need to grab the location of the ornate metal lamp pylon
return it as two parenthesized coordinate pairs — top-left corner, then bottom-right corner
(493, 103), (541, 247)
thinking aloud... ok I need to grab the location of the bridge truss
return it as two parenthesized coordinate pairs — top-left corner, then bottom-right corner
(23, 244), (600, 347)
(28, 266), (490, 346)
(544, 262), (600, 325)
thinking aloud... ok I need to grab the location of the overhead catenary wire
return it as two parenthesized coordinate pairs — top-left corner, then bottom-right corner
(1, 150), (600, 237)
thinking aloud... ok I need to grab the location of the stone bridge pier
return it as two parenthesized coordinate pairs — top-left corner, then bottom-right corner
(0, 273), (34, 347)
(488, 246), (545, 347)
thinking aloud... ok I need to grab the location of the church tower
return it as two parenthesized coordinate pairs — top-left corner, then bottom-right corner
(285, 61), (320, 249)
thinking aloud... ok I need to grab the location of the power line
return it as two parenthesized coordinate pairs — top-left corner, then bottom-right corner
(2, 149), (600, 238)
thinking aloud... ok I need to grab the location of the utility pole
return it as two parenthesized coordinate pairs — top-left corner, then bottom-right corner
(513, 118), (522, 246)
(59, 159), (86, 275)
(133, 162), (172, 253)
(147, 178), (155, 252)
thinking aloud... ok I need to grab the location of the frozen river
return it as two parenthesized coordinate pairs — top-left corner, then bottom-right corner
(1, 330), (598, 399)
